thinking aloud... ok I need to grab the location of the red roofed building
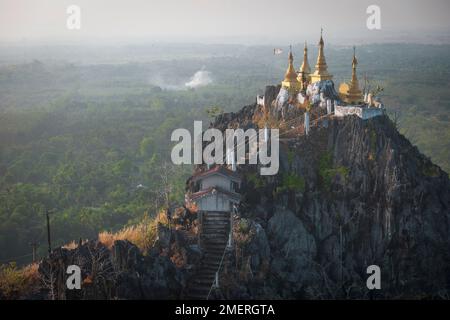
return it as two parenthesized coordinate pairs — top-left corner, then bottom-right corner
(187, 165), (241, 212)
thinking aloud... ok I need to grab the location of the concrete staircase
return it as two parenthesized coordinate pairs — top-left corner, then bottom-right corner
(187, 211), (230, 300)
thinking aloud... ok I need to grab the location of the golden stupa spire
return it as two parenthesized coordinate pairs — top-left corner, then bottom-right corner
(284, 45), (298, 82)
(310, 28), (333, 83)
(281, 45), (301, 94)
(297, 41), (311, 89)
(351, 46), (359, 86)
(300, 41), (311, 74)
(338, 46), (363, 104)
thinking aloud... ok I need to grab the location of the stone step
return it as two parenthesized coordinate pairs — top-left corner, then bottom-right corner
(204, 245), (227, 250)
(203, 254), (225, 261)
(201, 234), (228, 239)
(202, 241), (228, 246)
(202, 228), (229, 233)
(204, 212), (230, 217)
(202, 238), (228, 242)
(204, 248), (224, 253)
(203, 219), (229, 223)
(203, 239), (228, 244)
(203, 221), (229, 225)
(189, 285), (211, 291)
(193, 277), (215, 285)
(195, 272), (215, 278)
(203, 241), (227, 246)
(203, 257), (223, 266)
(186, 210), (233, 300)
(203, 259), (223, 265)
(199, 269), (220, 276)
(202, 261), (221, 268)
(203, 214), (230, 219)
(201, 236), (228, 242)
(187, 292), (209, 300)
(202, 226), (229, 230)
(203, 222), (229, 227)
(203, 249), (226, 255)
(203, 236), (227, 240)
(203, 245), (227, 250)
(202, 226), (229, 232)
(203, 255), (223, 261)
(205, 248), (224, 254)
(202, 258), (223, 264)
(188, 288), (210, 297)
(202, 234), (228, 239)
(187, 294), (207, 300)
(199, 263), (222, 270)
(203, 218), (229, 223)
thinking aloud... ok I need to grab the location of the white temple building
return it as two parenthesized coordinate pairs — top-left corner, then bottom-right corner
(188, 166), (241, 212)
(261, 30), (385, 122)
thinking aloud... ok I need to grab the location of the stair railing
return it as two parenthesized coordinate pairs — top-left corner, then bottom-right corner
(206, 240), (228, 300)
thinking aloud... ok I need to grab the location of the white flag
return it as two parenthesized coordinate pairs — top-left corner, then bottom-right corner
(273, 48), (283, 55)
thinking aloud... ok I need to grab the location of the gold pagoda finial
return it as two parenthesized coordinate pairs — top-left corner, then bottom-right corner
(319, 27), (324, 45)
(283, 45), (297, 82)
(350, 46), (359, 87)
(282, 45), (301, 94)
(297, 41), (311, 88)
(352, 46), (357, 68)
(338, 46), (363, 104)
(288, 45), (293, 62)
(310, 28), (333, 83)
(300, 41), (311, 74)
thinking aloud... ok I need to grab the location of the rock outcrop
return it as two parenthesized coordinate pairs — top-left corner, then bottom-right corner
(28, 96), (450, 300)
(37, 227), (191, 300)
(212, 99), (450, 299)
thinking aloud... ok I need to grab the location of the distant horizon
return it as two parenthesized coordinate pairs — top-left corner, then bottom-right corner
(1, 0), (450, 46)
(1, 28), (449, 47)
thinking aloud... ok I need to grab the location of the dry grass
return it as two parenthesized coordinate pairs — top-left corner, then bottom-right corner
(98, 211), (169, 252)
(0, 262), (40, 299)
(63, 240), (79, 250)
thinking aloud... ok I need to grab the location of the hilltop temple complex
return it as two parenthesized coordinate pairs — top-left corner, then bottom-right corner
(184, 30), (386, 299)
(259, 29), (385, 122)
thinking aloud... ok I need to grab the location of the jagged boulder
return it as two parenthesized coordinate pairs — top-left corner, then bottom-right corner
(37, 238), (187, 300)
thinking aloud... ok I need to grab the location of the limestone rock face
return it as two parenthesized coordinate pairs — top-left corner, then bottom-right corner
(213, 103), (450, 299)
(31, 102), (450, 300)
(38, 238), (186, 300)
(264, 85), (280, 111)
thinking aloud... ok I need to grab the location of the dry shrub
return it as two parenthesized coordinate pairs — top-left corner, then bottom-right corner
(170, 246), (187, 268)
(62, 240), (78, 250)
(98, 210), (169, 252)
(185, 202), (198, 213)
(0, 262), (40, 299)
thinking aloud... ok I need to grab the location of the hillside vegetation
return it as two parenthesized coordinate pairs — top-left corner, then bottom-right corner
(0, 43), (449, 265)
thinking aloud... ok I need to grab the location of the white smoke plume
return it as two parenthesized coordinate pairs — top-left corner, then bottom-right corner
(148, 68), (213, 90)
(185, 69), (213, 89)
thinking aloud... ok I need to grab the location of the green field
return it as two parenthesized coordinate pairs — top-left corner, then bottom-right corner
(0, 43), (449, 264)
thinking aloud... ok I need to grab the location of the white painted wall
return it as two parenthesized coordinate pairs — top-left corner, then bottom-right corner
(196, 192), (234, 212)
(256, 95), (265, 107)
(335, 105), (384, 120)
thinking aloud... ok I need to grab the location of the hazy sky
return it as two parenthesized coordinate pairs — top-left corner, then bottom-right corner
(0, 0), (449, 44)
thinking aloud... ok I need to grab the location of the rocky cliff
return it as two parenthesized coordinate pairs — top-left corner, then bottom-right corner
(211, 99), (450, 299)
(20, 95), (450, 300)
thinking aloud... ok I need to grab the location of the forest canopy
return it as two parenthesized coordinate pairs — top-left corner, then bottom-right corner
(0, 43), (449, 264)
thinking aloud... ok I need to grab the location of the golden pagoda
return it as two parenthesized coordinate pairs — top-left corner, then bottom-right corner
(310, 29), (333, 83)
(297, 41), (311, 89)
(339, 47), (364, 104)
(281, 46), (302, 94)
